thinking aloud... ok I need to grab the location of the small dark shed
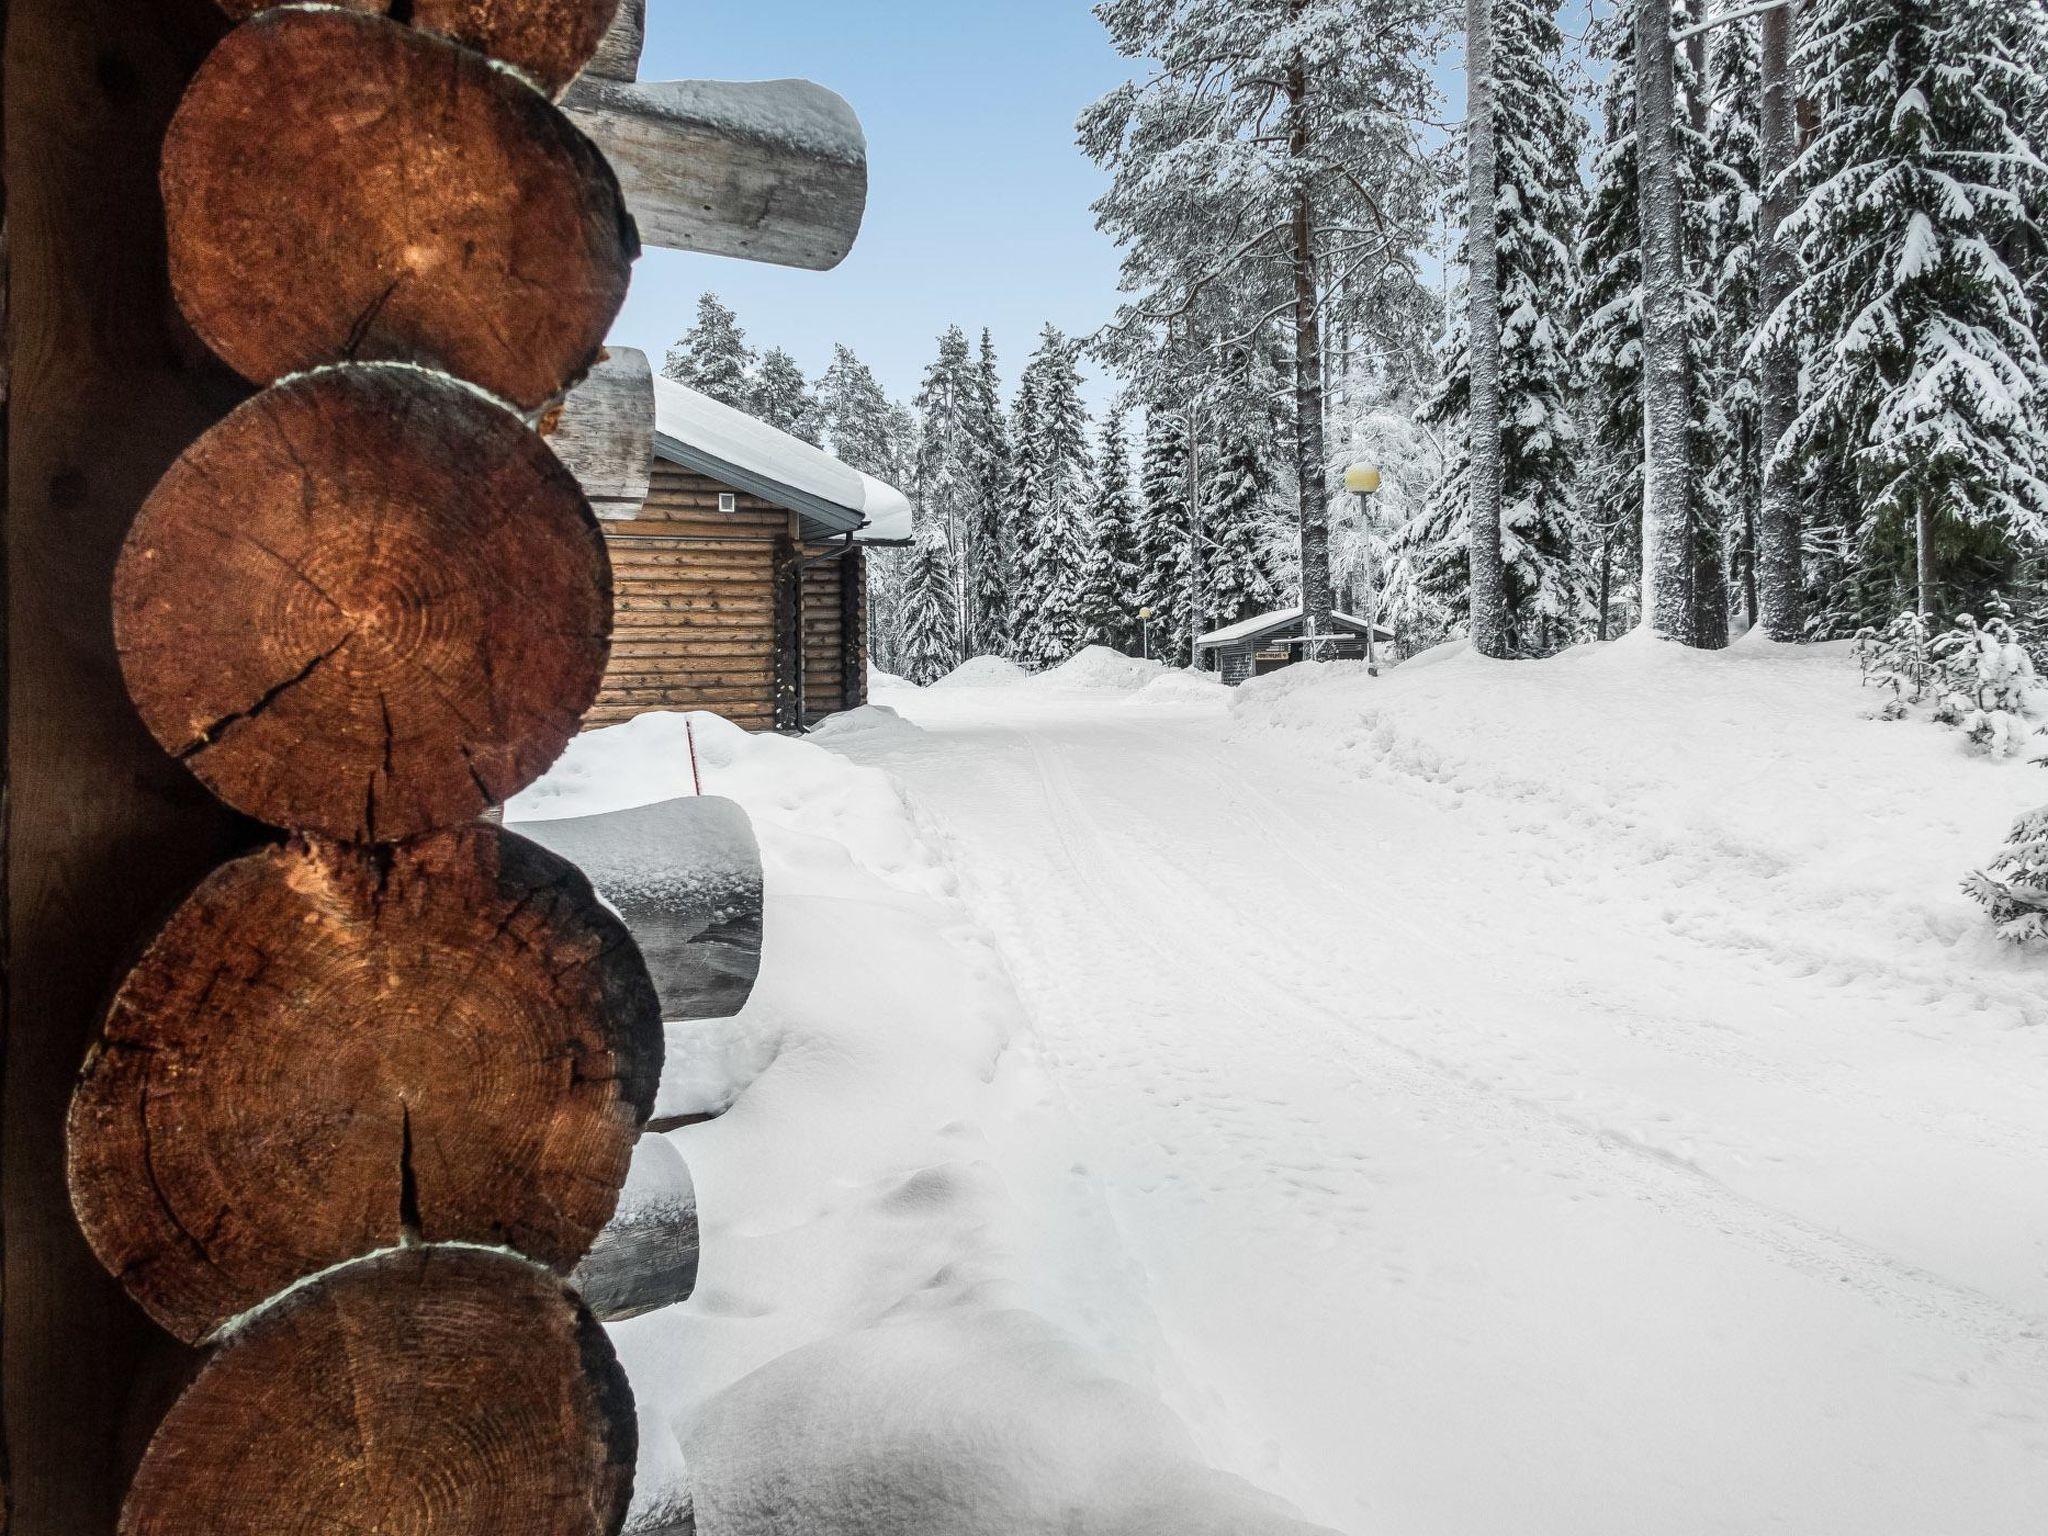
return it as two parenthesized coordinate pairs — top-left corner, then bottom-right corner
(1194, 607), (1397, 686)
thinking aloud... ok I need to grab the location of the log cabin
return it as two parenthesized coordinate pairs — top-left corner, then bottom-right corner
(589, 375), (911, 734)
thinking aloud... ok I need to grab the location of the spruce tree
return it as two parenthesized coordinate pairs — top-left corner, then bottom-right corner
(964, 331), (1012, 657)
(1002, 358), (1044, 662)
(663, 292), (755, 409)
(1138, 411), (1193, 664)
(1765, 0), (2048, 630)
(912, 327), (977, 641)
(1703, 15), (1764, 628)
(819, 344), (907, 484)
(897, 523), (960, 685)
(749, 348), (820, 444)
(1078, 409), (1144, 650)
(1202, 428), (1279, 630)
(1014, 327), (1095, 668)
(1422, 0), (1589, 656)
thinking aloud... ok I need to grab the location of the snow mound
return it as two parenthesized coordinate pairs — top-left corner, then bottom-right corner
(934, 654), (1032, 689)
(869, 662), (913, 691)
(1039, 646), (1163, 690)
(1125, 669), (1229, 706)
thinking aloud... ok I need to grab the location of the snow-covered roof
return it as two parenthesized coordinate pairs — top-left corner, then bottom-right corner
(1194, 606), (1395, 649)
(652, 375), (909, 540)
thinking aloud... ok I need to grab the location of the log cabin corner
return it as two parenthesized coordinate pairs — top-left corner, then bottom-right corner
(586, 374), (911, 735)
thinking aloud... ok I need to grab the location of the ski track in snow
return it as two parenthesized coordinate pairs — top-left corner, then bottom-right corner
(827, 676), (2048, 1536)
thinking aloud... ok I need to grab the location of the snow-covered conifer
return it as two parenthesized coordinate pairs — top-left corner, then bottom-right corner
(819, 344), (908, 484)
(1967, 797), (2048, 944)
(750, 347), (820, 444)
(1014, 327), (1095, 668)
(913, 326), (978, 639)
(963, 331), (1012, 657)
(1765, 0), (2048, 630)
(663, 292), (755, 409)
(897, 523), (960, 686)
(1421, 0), (1588, 656)
(1138, 411), (1193, 664)
(1933, 610), (2041, 754)
(1078, 409), (1143, 650)
(1855, 610), (1934, 712)
(1201, 429), (1278, 631)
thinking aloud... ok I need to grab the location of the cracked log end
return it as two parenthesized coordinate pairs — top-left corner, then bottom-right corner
(214, 1), (625, 98)
(116, 365), (613, 843)
(120, 1247), (637, 1536)
(67, 826), (663, 1344)
(166, 8), (637, 410)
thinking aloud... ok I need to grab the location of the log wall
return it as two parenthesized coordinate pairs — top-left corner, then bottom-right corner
(591, 461), (864, 733)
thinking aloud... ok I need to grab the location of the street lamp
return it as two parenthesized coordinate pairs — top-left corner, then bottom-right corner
(1344, 464), (1384, 674)
(1138, 606), (1155, 662)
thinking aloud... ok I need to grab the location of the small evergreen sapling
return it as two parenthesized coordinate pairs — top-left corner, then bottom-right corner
(1854, 611), (1933, 716)
(1932, 611), (2041, 756)
(1967, 796), (2048, 945)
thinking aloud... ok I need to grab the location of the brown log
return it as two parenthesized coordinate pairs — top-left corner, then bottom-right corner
(563, 75), (867, 270)
(541, 346), (656, 519)
(165, 8), (637, 411)
(214, 0), (623, 97)
(115, 365), (613, 843)
(121, 1247), (636, 1536)
(68, 826), (663, 1344)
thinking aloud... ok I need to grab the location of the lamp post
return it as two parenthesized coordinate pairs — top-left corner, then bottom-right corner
(1138, 606), (1155, 662)
(1344, 463), (1384, 674)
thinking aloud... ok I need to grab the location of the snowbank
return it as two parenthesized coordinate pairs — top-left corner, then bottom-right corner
(1039, 646), (1164, 691)
(516, 709), (1336, 1535)
(933, 654), (1031, 689)
(1124, 669), (1229, 707)
(1231, 632), (2047, 1016)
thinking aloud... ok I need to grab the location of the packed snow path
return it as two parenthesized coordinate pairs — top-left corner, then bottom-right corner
(831, 654), (2048, 1536)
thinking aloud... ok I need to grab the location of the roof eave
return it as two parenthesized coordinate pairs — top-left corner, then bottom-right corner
(653, 433), (866, 536)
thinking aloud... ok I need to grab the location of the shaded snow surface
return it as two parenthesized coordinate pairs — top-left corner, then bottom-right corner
(840, 635), (2048, 1534)
(518, 708), (1334, 1534)
(931, 654), (1031, 689)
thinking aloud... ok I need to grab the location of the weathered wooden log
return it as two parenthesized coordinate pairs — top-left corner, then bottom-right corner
(67, 826), (663, 1344)
(115, 365), (613, 843)
(563, 76), (868, 270)
(214, 0), (623, 97)
(120, 1247), (636, 1536)
(572, 1135), (698, 1322)
(587, 0), (646, 82)
(165, 8), (637, 410)
(542, 347), (657, 519)
(512, 796), (764, 1021)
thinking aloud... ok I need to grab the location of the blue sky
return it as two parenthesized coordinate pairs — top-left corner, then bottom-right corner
(608, 2), (1607, 414)
(609, 2), (1132, 408)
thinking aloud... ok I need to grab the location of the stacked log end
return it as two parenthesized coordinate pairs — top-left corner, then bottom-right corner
(69, 2), (657, 1531)
(165, 7), (637, 410)
(115, 366), (615, 842)
(121, 1248), (638, 1536)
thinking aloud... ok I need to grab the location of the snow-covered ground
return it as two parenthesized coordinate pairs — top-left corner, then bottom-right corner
(519, 634), (2048, 1533)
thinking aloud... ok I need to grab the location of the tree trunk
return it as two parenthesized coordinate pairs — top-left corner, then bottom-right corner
(120, 1248), (638, 1536)
(115, 366), (616, 843)
(1287, 22), (1335, 639)
(164, 7), (637, 411)
(215, 0), (626, 97)
(1757, 0), (1805, 640)
(1635, 0), (1697, 644)
(1917, 499), (1937, 620)
(1465, 0), (1508, 659)
(67, 826), (662, 1344)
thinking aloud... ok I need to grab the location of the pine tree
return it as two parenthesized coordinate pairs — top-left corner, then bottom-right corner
(1968, 792), (2048, 944)
(1078, 409), (1144, 649)
(749, 347), (820, 444)
(1014, 327), (1095, 668)
(818, 344), (907, 483)
(1002, 358), (1044, 662)
(897, 523), (960, 685)
(1138, 411), (1193, 664)
(912, 326), (977, 644)
(1423, 0), (1589, 656)
(1764, 0), (2048, 631)
(1083, 0), (1440, 638)
(963, 331), (1012, 657)
(1703, 15), (1763, 630)
(1202, 428), (1279, 630)
(663, 292), (755, 408)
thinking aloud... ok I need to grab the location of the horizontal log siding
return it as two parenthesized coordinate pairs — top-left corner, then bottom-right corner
(590, 464), (867, 733)
(591, 464), (781, 729)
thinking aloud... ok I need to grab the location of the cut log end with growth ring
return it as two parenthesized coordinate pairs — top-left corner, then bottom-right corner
(120, 1247), (637, 1536)
(68, 826), (663, 1343)
(167, 7), (637, 410)
(116, 365), (613, 843)
(214, 1), (625, 98)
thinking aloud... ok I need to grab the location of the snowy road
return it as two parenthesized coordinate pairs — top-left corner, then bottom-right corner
(830, 667), (2048, 1536)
